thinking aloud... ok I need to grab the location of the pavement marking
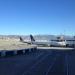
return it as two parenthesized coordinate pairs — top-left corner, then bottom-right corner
(45, 54), (60, 75)
(65, 54), (69, 75)
(22, 52), (52, 75)
(37, 47), (74, 50)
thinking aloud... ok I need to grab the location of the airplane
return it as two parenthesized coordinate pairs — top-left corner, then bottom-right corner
(19, 35), (51, 46)
(19, 35), (67, 47)
(20, 36), (31, 44)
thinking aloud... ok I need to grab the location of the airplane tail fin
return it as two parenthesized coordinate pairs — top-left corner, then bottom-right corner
(30, 35), (35, 42)
(20, 36), (24, 42)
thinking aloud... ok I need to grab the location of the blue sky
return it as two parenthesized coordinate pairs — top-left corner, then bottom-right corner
(0, 0), (75, 35)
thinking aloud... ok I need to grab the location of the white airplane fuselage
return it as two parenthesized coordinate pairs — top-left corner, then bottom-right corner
(31, 40), (66, 47)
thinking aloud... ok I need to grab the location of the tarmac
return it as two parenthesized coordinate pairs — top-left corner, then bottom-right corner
(0, 48), (75, 75)
(37, 47), (74, 50)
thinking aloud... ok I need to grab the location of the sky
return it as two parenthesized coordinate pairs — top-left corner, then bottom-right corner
(0, 0), (75, 35)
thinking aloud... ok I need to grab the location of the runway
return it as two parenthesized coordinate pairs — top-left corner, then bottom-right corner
(0, 48), (75, 75)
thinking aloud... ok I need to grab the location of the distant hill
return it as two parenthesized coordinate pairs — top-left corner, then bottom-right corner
(0, 35), (74, 40)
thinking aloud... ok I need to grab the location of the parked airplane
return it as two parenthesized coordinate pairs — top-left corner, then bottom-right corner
(20, 35), (66, 47)
(20, 36), (31, 44)
(50, 39), (66, 47)
(20, 35), (51, 46)
(65, 40), (75, 47)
